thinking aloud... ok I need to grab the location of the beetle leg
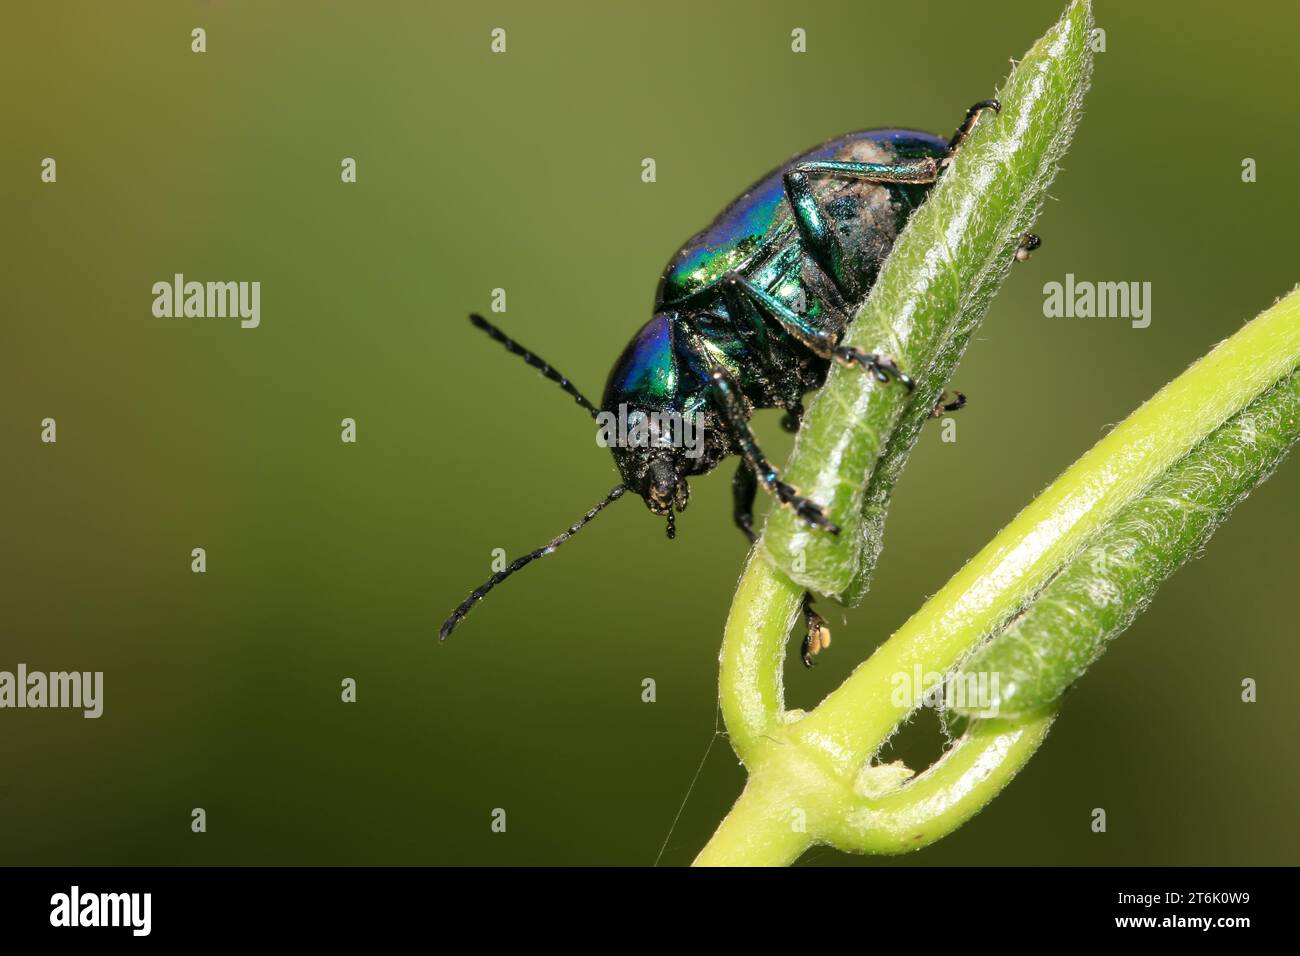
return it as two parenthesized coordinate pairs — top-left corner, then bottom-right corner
(931, 390), (967, 418)
(780, 99), (1000, 294)
(720, 275), (776, 365)
(705, 365), (840, 535)
(733, 460), (834, 666)
(780, 403), (803, 433)
(731, 460), (758, 544)
(1015, 232), (1042, 262)
(801, 595), (832, 668)
(835, 346), (915, 389)
(783, 159), (938, 298)
(723, 272), (914, 390)
(945, 98), (1002, 160)
(722, 272), (827, 351)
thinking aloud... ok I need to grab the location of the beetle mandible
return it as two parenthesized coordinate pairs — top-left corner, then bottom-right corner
(441, 99), (1037, 663)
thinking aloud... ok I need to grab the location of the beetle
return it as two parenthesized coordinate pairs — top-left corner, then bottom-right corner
(440, 99), (1037, 663)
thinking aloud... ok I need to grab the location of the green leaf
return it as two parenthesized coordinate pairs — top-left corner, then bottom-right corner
(956, 365), (1300, 718)
(703, 0), (1300, 866)
(763, 0), (1095, 598)
(706, 285), (1300, 865)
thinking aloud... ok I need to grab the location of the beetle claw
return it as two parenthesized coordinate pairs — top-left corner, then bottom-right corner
(800, 606), (832, 668)
(835, 347), (914, 392)
(777, 482), (841, 535)
(945, 98), (1003, 158)
(1015, 232), (1042, 262)
(930, 390), (967, 417)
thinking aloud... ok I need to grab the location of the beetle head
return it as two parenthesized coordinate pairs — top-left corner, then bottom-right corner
(603, 408), (694, 529)
(642, 451), (691, 517)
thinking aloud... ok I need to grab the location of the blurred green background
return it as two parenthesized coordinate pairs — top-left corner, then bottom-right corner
(2, 0), (1297, 866)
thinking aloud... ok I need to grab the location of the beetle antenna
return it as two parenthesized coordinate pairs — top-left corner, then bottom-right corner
(468, 313), (599, 418)
(439, 485), (626, 640)
(666, 509), (675, 540)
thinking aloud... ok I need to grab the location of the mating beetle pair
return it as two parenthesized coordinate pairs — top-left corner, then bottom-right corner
(441, 99), (1037, 663)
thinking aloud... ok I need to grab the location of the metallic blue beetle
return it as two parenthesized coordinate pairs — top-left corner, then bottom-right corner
(442, 100), (1034, 659)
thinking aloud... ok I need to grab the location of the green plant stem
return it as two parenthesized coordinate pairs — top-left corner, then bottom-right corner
(717, 0), (1093, 770)
(829, 714), (1055, 853)
(794, 289), (1300, 777)
(692, 745), (826, 867)
(701, 0), (1300, 867)
(717, 552), (802, 766)
(764, 0), (1094, 597)
(696, 712), (1055, 864)
(704, 288), (1300, 865)
(957, 366), (1300, 717)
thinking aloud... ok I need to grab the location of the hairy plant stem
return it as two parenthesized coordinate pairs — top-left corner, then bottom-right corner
(763, 0), (1094, 598)
(697, 0), (1300, 866)
(702, 289), (1300, 866)
(957, 366), (1300, 717)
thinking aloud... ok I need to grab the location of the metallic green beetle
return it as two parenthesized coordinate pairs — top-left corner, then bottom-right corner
(442, 100), (1035, 659)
